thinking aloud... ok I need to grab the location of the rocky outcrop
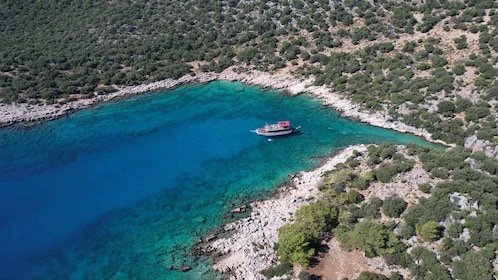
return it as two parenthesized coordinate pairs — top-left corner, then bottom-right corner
(464, 135), (498, 159)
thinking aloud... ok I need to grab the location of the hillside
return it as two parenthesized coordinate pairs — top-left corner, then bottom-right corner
(1, 0), (497, 147)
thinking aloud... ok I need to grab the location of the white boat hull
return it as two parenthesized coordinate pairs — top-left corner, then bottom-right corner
(252, 121), (296, 137)
(254, 128), (294, 136)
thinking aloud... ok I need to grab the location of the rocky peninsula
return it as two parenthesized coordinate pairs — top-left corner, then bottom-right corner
(196, 145), (373, 279)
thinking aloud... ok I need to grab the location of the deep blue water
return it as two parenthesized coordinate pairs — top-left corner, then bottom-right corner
(0, 81), (440, 279)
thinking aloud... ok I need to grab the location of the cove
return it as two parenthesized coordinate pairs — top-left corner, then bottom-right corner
(0, 81), (440, 279)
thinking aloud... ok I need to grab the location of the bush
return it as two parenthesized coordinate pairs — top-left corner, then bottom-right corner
(356, 271), (388, 280)
(382, 197), (408, 218)
(277, 224), (315, 267)
(374, 163), (398, 183)
(298, 271), (312, 280)
(417, 62), (431, 71)
(437, 100), (456, 116)
(260, 260), (293, 279)
(416, 221), (441, 241)
(384, 251), (413, 268)
(359, 197), (383, 219)
(351, 175), (369, 190)
(453, 251), (494, 280)
(402, 41), (417, 53)
(453, 64), (466, 75)
(418, 183), (431, 193)
(336, 220), (400, 258)
(347, 189), (364, 204)
(447, 222), (464, 238)
(398, 223), (415, 239)
(294, 201), (338, 239)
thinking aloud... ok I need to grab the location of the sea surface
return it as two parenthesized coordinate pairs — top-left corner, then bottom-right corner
(0, 81), (440, 279)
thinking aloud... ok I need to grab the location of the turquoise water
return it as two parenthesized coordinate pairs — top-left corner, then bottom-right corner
(0, 81), (439, 279)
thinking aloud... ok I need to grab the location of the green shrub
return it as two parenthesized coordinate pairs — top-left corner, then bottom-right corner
(351, 175), (369, 190)
(294, 201), (338, 239)
(437, 100), (456, 116)
(298, 271), (312, 280)
(384, 251), (413, 268)
(277, 224), (315, 267)
(417, 62), (431, 71)
(418, 183), (431, 193)
(382, 197), (408, 218)
(356, 271), (388, 280)
(260, 260), (293, 278)
(453, 251), (494, 280)
(398, 223), (415, 239)
(336, 220), (400, 258)
(416, 221), (441, 241)
(453, 64), (466, 75)
(447, 222), (464, 238)
(347, 189), (365, 204)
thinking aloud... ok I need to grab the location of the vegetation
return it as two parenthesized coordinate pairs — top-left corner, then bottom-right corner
(276, 144), (497, 279)
(260, 260), (293, 279)
(1, 2), (497, 144)
(1, 1), (498, 278)
(336, 219), (400, 258)
(276, 201), (338, 267)
(382, 197), (407, 218)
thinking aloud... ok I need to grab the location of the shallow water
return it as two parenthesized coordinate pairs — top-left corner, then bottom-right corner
(0, 81), (439, 279)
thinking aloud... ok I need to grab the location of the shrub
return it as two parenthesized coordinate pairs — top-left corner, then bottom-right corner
(294, 201), (338, 239)
(356, 271), (388, 280)
(336, 220), (400, 258)
(347, 189), (365, 204)
(418, 183), (431, 193)
(351, 175), (369, 190)
(382, 197), (408, 218)
(437, 100), (456, 116)
(398, 223), (415, 239)
(416, 221), (441, 241)
(454, 35), (468, 49)
(417, 62), (431, 71)
(447, 222), (464, 238)
(260, 260), (293, 278)
(402, 41), (417, 53)
(453, 251), (494, 280)
(455, 98), (473, 112)
(453, 64), (466, 75)
(277, 224), (315, 267)
(298, 271), (312, 280)
(359, 197), (383, 219)
(384, 251), (413, 268)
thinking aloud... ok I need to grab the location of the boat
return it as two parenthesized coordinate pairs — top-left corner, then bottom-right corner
(252, 121), (294, 137)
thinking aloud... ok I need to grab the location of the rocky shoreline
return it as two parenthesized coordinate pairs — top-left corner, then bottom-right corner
(193, 145), (369, 279)
(0, 67), (443, 148)
(0, 69), (450, 279)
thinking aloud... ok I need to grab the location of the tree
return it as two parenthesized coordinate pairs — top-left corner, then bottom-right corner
(437, 101), (456, 116)
(347, 189), (364, 204)
(359, 197), (383, 219)
(416, 221), (440, 241)
(294, 201), (338, 239)
(277, 224), (315, 267)
(453, 251), (494, 280)
(336, 220), (399, 258)
(382, 197), (408, 218)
